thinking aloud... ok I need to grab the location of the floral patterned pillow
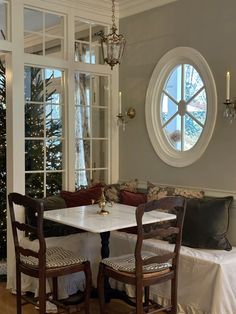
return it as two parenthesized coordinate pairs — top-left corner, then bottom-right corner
(147, 183), (175, 202)
(174, 187), (204, 198)
(147, 182), (204, 201)
(104, 184), (120, 203)
(145, 182), (205, 240)
(104, 179), (139, 203)
(120, 179), (139, 192)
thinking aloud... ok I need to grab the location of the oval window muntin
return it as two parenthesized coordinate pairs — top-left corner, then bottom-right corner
(146, 47), (217, 167)
(160, 63), (207, 152)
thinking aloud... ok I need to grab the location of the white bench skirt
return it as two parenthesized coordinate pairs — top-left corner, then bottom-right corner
(7, 230), (236, 313)
(109, 231), (236, 314)
(9, 232), (101, 300)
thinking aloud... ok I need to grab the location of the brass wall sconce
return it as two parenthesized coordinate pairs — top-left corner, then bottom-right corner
(117, 92), (136, 130)
(224, 71), (236, 122)
(117, 108), (136, 131)
(223, 99), (236, 122)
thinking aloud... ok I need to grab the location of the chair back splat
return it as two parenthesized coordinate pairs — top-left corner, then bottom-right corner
(8, 192), (92, 314)
(97, 196), (186, 314)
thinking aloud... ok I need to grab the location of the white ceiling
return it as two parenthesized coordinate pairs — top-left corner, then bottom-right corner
(118, 0), (177, 18)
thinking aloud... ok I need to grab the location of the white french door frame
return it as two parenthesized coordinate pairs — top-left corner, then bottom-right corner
(0, 0), (120, 289)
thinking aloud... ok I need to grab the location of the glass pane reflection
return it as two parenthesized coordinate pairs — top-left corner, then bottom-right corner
(25, 173), (44, 198)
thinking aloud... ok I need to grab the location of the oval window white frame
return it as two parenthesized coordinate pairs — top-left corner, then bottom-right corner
(145, 47), (217, 167)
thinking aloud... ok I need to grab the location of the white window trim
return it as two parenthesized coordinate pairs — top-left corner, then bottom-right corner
(145, 47), (217, 167)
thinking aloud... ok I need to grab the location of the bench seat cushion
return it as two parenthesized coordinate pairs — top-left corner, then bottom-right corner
(109, 231), (236, 314)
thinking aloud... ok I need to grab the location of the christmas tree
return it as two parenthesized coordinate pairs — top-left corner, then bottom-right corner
(0, 63), (62, 260)
(25, 66), (62, 198)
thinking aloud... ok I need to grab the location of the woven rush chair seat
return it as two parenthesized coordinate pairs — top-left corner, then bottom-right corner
(8, 192), (92, 314)
(97, 196), (186, 314)
(102, 252), (171, 273)
(21, 247), (87, 268)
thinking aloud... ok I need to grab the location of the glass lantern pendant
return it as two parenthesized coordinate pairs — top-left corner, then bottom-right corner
(100, 0), (126, 70)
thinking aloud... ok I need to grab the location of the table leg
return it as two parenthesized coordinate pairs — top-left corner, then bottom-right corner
(100, 231), (110, 259)
(100, 231), (111, 302)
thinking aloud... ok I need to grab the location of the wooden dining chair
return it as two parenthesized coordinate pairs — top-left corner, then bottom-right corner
(97, 196), (186, 314)
(8, 192), (92, 314)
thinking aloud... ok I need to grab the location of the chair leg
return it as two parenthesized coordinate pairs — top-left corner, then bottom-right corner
(136, 282), (143, 314)
(171, 276), (177, 314)
(16, 269), (22, 314)
(84, 261), (92, 314)
(38, 275), (47, 314)
(52, 277), (58, 301)
(97, 263), (106, 314)
(144, 286), (149, 311)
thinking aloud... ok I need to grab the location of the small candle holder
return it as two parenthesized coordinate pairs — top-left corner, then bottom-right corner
(97, 188), (113, 215)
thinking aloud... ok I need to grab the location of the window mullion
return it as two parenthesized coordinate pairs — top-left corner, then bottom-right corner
(43, 12), (45, 56)
(181, 64), (185, 101)
(89, 75), (93, 181)
(43, 69), (47, 196)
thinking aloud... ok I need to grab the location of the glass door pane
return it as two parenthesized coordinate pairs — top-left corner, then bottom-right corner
(24, 66), (65, 197)
(74, 72), (109, 187)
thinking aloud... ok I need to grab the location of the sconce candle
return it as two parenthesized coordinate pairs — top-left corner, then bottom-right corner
(119, 91), (122, 113)
(226, 71), (230, 100)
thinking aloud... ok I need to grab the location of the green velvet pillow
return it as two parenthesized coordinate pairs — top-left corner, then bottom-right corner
(182, 196), (233, 251)
(26, 195), (80, 240)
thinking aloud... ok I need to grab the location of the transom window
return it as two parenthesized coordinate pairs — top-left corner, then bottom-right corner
(0, 1), (9, 41)
(146, 47), (217, 167)
(74, 18), (106, 65)
(24, 7), (65, 59)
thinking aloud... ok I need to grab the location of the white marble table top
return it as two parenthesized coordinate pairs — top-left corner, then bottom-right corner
(44, 203), (176, 233)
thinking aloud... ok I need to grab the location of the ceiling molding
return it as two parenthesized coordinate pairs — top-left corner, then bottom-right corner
(40, 0), (178, 19)
(119, 0), (177, 18)
(40, 0), (112, 20)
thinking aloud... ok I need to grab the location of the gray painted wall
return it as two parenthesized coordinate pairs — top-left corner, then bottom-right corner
(119, 0), (236, 193)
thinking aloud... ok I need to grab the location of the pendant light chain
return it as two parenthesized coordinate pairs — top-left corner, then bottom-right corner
(112, 0), (116, 29)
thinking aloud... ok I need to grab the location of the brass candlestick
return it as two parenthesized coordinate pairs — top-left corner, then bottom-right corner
(97, 188), (111, 215)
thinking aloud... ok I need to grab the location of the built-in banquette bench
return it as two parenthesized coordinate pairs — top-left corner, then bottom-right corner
(17, 180), (236, 313)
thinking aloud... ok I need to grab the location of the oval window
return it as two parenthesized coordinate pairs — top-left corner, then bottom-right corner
(146, 47), (217, 167)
